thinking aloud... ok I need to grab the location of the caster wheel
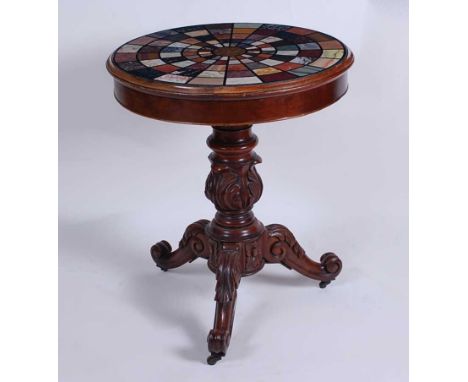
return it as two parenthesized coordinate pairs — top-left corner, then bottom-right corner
(207, 353), (223, 365)
(319, 281), (331, 289)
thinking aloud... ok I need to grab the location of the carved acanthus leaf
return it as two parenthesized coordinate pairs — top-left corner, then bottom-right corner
(265, 224), (306, 263)
(214, 247), (242, 303)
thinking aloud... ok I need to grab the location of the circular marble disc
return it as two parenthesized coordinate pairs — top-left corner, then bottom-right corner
(111, 23), (348, 87)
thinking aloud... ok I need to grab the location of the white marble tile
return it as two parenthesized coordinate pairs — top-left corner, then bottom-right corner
(170, 42), (190, 48)
(226, 77), (262, 85)
(118, 44), (141, 53)
(156, 74), (190, 83)
(160, 52), (182, 58)
(297, 42), (321, 50)
(262, 36), (282, 43)
(275, 51), (298, 56)
(290, 56), (313, 65)
(261, 59), (284, 66)
(172, 60), (194, 68)
(198, 70), (225, 78)
(140, 59), (165, 67)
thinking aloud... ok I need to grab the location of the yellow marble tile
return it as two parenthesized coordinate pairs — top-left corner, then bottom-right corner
(253, 67), (281, 75)
(321, 50), (344, 59)
(310, 58), (339, 68)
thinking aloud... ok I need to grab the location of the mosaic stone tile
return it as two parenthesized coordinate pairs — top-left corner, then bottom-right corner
(160, 52), (182, 58)
(321, 49), (345, 59)
(297, 42), (320, 50)
(227, 70), (254, 78)
(259, 71), (296, 82)
(157, 74), (190, 83)
(226, 76), (262, 85)
(253, 67), (281, 76)
(261, 59), (284, 66)
(275, 51), (298, 56)
(129, 36), (156, 45)
(198, 70), (225, 78)
(290, 56), (314, 65)
(287, 27), (315, 35)
(112, 23), (346, 86)
(276, 44), (298, 51)
(228, 64), (247, 71)
(310, 58), (339, 68)
(307, 32), (331, 42)
(318, 40), (343, 49)
(141, 58), (166, 67)
(172, 60), (194, 68)
(262, 36), (283, 43)
(245, 62), (268, 70)
(129, 67), (161, 79)
(186, 30), (209, 37)
(153, 64), (179, 73)
(118, 62), (146, 71)
(298, 50), (322, 58)
(289, 66), (322, 76)
(275, 62), (303, 71)
(118, 44), (142, 53)
(114, 53), (137, 63)
(149, 39), (173, 47)
(137, 52), (160, 61)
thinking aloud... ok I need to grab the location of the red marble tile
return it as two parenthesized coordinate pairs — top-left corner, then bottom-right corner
(129, 36), (156, 45)
(319, 41), (344, 49)
(227, 70), (254, 78)
(298, 50), (322, 58)
(137, 52), (160, 60)
(228, 64), (247, 71)
(287, 27), (315, 35)
(307, 32), (331, 42)
(274, 62), (303, 71)
(154, 64), (179, 73)
(259, 71), (297, 82)
(114, 53), (137, 62)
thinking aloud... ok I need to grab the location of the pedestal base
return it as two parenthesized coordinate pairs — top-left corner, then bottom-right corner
(150, 219), (342, 365)
(149, 125), (342, 364)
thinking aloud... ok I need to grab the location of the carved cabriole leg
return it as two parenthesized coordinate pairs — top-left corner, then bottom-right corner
(204, 126), (265, 364)
(150, 219), (211, 271)
(207, 244), (242, 365)
(264, 224), (342, 288)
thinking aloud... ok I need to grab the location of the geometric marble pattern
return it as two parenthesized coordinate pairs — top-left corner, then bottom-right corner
(112, 23), (347, 86)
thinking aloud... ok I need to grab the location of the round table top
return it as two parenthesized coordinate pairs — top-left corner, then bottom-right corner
(106, 23), (353, 125)
(107, 23), (353, 100)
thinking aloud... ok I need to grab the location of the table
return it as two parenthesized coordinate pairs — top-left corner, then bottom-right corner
(106, 22), (354, 365)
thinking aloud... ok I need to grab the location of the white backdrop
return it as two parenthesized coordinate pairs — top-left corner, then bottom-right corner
(59, 1), (408, 381)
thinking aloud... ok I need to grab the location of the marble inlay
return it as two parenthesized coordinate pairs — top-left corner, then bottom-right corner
(112, 23), (347, 86)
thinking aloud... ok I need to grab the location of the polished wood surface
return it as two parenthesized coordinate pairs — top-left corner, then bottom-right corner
(107, 49), (352, 125)
(150, 127), (342, 364)
(107, 25), (353, 365)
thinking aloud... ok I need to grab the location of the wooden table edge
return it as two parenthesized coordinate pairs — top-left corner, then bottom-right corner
(106, 49), (353, 101)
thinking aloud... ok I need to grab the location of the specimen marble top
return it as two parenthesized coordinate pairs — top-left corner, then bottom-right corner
(109, 23), (351, 90)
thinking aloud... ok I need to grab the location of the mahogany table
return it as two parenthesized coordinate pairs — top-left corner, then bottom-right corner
(106, 22), (353, 365)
